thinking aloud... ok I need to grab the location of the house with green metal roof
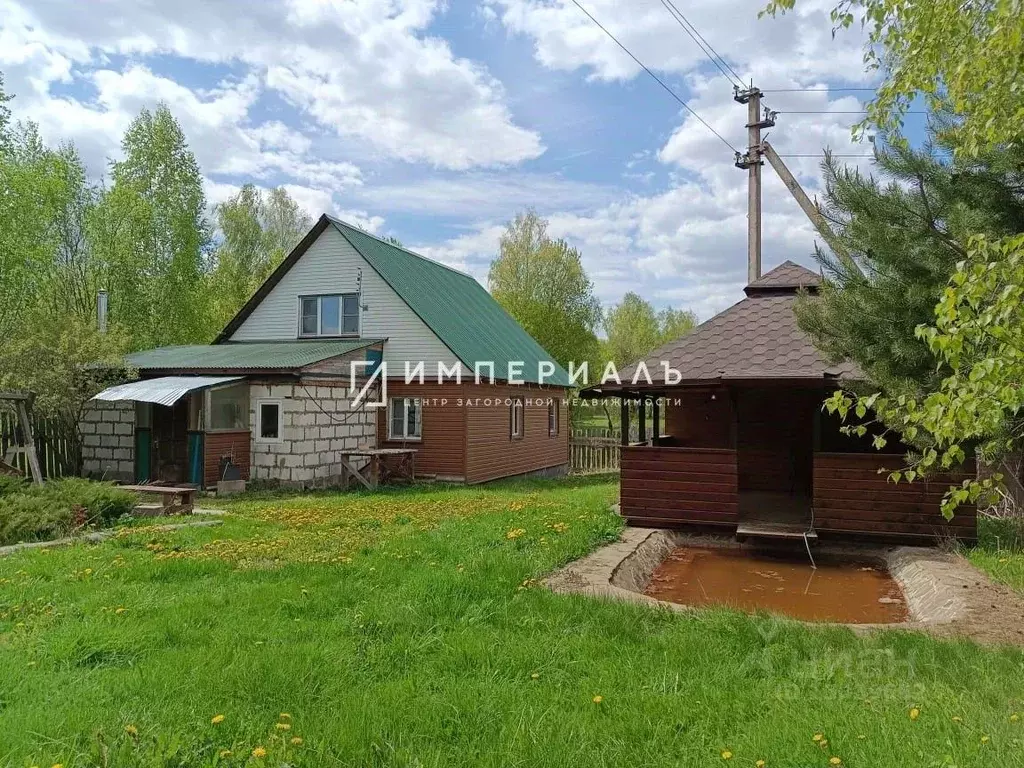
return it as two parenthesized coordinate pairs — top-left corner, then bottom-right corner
(84, 215), (570, 489)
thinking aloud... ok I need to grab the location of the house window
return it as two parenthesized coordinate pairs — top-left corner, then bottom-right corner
(389, 397), (422, 440)
(208, 383), (249, 430)
(298, 294), (359, 337)
(548, 401), (559, 436)
(257, 400), (282, 441)
(510, 397), (524, 439)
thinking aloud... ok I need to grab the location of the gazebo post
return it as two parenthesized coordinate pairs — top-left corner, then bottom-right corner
(638, 397), (647, 444)
(651, 396), (660, 446)
(620, 397), (629, 446)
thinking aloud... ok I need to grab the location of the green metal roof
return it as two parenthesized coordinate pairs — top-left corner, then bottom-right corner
(329, 217), (571, 386)
(126, 340), (380, 371)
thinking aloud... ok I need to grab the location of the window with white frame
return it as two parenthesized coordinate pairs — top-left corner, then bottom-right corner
(510, 397), (524, 439)
(548, 400), (559, 436)
(298, 294), (359, 337)
(208, 383), (249, 431)
(257, 399), (283, 441)
(389, 397), (422, 440)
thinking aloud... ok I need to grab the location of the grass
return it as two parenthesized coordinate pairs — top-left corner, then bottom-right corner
(967, 515), (1024, 593)
(1, 476), (1023, 767)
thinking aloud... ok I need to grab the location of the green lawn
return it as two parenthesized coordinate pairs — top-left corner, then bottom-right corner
(2, 477), (1023, 767)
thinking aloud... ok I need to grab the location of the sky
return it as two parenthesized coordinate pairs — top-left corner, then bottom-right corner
(0, 0), (913, 321)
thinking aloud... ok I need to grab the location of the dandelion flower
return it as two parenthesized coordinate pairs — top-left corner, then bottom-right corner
(910, 707), (920, 720)
(1011, 713), (1020, 723)
(755, 760), (765, 767)
(124, 724), (138, 736)
(211, 714), (225, 725)
(51, 764), (63, 768)
(812, 733), (824, 743)
(981, 735), (990, 744)
(252, 746), (267, 758)
(276, 722), (291, 731)
(290, 737), (303, 746)
(952, 716), (963, 723)
(279, 713), (292, 721)
(219, 750), (232, 758)
(530, 673), (540, 680)
(592, 695), (603, 704)
(720, 750), (733, 760)
(829, 758), (842, 766)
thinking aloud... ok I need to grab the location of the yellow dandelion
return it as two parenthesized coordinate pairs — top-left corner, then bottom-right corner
(252, 746), (267, 758)
(211, 714), (225, 725)
(114, 607), (127, 615)
(829, 758), (842, 766)
(910, 707), (920, 720)
(219, 750), (232, 758)
(51, 764), (63, 768)
(124, 724), (138, 736)
(290, 737), (303, 746)
(592, 695), (603, 704)
(1011, 713), (1020, 723)
(812, 733), (824, 743)
(720, 750), (733, 760)
(755, 760), (766, 767)
(279, 712), (292, 721)
(981, 735), (990, 744)
(530, 672), (540, 680)
(276, 722), (292, 731)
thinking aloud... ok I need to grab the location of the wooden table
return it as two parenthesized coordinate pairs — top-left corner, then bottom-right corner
(119, 484), (197, 515)
(339, 448), (416, 490)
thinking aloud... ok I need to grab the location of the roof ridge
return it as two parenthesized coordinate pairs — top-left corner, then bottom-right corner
(326, 215), (477, 282)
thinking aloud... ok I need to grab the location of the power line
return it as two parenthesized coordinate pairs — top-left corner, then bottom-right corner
(777, 110), (927, 115)
(658, 0), (744, 88)
(776, 153), (875, 157)
(569, 0), (740, 154)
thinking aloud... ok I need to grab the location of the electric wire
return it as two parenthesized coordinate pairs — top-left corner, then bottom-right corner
(658, 0), (745, 87)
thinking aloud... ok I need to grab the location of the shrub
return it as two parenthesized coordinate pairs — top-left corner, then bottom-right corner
(0, 474), (28, 497)
(0, 477), (137, 545)
(43, 478), (136, 524)
(0, 493), (74, 545)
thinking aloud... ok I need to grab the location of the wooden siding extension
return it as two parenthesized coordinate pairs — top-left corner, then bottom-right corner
(620, 445), (739, 528)
(663, 388), (733, 448)
(813, 453), (977, 542)
(204, 429), (251, 489)
(376, 382), (467, 480)
(464, 384), (569, 484)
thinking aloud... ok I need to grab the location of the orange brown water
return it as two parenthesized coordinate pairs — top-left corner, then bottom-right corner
(644, 547), (908, 624)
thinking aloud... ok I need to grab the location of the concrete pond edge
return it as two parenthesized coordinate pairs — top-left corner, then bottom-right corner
(546, 526), (979, 632)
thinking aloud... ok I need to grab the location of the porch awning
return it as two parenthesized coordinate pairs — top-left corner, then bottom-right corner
(90, 376), (243, 407)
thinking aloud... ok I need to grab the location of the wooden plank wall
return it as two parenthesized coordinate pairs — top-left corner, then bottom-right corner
(377, 382), (467, 480)
(813, 453), (977, 542)
(464, 383), (569, 484)
(204, 430), (251, 488)
(620, 446), (739, 528)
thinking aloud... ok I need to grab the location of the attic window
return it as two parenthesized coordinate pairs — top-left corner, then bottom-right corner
(299, 294), (359, 337)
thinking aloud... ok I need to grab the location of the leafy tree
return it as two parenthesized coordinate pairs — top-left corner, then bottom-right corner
(763, 0), (1024, 155)
(604, 292), (696, 367)
(489, 210), (603, 370)
(93, 104), (212, 347)
(827, 234), (1024, 516)
(797, 124), (1024, 392)
(208, 184), (310, 328)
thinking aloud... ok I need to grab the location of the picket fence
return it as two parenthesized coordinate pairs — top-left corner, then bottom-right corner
(0, 409), (75, 479)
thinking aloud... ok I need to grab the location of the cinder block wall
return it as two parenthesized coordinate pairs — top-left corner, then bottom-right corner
(80, 400), (135, 481)
(249, 381), (376, 487)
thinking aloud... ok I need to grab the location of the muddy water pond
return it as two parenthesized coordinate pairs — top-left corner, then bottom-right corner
(644, 547), (908, 624)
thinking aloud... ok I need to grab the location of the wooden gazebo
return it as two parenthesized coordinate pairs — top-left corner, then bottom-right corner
(587, 262), (975, 544)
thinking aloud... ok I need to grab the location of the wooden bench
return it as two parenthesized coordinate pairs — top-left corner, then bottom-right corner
(119, 484), (197, 515)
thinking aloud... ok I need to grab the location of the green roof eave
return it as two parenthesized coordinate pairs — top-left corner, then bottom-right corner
(125, 339), (383, 371)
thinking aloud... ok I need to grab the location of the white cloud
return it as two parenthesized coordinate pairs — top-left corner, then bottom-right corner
(0, 0), (543, 171)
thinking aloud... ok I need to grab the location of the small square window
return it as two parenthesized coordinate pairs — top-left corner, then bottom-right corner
(388, 397), (421, 440)
(258, 401), (282, 441)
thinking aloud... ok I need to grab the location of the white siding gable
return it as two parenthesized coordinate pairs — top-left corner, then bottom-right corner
(230, 227), (459, 371)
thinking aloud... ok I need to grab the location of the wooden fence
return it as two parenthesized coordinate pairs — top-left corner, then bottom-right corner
(570, 426), (621, 474)
(0, 409), (76, 479)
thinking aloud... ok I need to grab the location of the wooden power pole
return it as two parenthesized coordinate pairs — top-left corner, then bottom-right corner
(734, 85), (774, 283)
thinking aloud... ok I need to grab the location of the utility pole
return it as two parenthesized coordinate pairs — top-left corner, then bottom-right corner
(734, 85), (773, 283)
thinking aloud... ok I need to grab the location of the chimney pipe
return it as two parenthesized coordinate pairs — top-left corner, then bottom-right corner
(97, 290), (108, 334)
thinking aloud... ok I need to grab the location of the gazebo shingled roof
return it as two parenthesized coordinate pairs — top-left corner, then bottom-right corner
(617, 261), (862, 385)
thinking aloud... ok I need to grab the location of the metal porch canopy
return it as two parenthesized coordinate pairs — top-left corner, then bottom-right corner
(90, 376), (243, 407)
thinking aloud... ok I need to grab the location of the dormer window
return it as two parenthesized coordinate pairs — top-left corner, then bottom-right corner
(299, 294), (359, 337)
